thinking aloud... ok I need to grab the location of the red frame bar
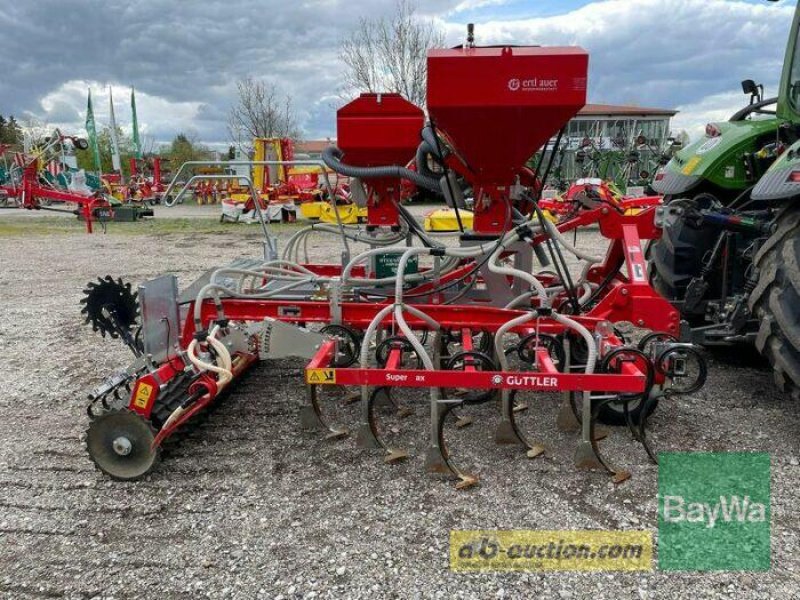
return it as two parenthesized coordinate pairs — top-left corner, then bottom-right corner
(306, 366), (645, 394)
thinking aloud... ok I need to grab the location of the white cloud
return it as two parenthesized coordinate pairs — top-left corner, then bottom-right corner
(671, 91), (748, 141)
(1, 0), (794, 146)
(30, 80), (204, 145)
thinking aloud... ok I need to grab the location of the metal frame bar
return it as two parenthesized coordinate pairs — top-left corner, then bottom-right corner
(160, 159), (350, 260)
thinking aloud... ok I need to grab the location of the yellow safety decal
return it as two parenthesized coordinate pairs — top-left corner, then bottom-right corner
(682, 156), (702, 175)
(306, 368), (337, 385)
(133, 382), (154, 409)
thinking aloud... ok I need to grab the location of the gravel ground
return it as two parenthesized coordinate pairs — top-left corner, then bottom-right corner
(1, 216), (799, 599)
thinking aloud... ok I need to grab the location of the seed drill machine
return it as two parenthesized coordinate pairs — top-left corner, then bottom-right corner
(82, 36), (705, 488)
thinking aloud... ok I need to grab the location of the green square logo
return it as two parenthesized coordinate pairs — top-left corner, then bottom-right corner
(658, 452), (770, 571)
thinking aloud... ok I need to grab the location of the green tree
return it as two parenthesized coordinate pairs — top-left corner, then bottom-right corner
(0, 114), (23, 147)
(159, 133), (213, 178)
(75, 126), (135, 175)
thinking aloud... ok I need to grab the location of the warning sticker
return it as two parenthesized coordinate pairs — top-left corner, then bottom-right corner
(681, 156), (702, 176)
(133, 382), (154, 409)
(306, 369), (337, 385)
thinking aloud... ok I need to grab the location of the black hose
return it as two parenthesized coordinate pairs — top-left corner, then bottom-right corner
(322, 146), (441, 193)
(426, 120), (465, 233)
(421, 126), (445, 159)
(416, 140), (442, 181)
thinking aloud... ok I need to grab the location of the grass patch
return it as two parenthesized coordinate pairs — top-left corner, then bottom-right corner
(0, 215), (304, 237)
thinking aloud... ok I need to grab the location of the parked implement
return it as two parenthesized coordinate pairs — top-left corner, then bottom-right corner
(82, 35), (704, 487)
(650, 0), (800, 396)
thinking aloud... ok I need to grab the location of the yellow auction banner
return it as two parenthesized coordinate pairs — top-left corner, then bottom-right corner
(450, 530), (653, 572)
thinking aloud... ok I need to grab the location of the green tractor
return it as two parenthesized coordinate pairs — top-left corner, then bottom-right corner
(650, 0), (800, 397)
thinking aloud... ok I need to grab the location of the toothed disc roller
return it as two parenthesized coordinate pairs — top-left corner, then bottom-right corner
(80, 276), (139, 338)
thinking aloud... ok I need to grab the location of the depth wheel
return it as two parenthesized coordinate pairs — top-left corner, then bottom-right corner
(596, 347), (656, 426)
(86, 409), (160, 480)
(320, 324), (361, 367)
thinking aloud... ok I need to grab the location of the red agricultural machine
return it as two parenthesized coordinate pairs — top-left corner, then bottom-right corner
(82, 35), (705, 488)
(10, 131), (114, 233)
(126, 156), (165, 204)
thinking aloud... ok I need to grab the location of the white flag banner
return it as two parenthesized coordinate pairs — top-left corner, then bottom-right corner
(108, 87), (122, 173)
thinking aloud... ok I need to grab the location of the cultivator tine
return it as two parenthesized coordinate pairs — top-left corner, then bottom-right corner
(556, 392), (580, 432)
(425, 396), (478, 489)
(573, 391), (631, 484)
(355, 386), (409, 463)
(628, 392), (661, 464)
(299, 385), (347, 440)
(342, 389), (361, 405)
(454, 413), (474, 428)
(495, 390), (546, 458)
(355, 385), (382, 449)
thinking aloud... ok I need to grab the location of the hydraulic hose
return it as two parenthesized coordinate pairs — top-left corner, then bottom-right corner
(416, 140), (441, 180)
(421, 126), (444, 160)
(322, 146), (441, 194)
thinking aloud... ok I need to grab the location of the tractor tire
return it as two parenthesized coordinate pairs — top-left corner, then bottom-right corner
(748, 204), (800, 400)
(648, 194), (721, 318)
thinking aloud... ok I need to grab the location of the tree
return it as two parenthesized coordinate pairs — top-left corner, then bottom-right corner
(338, 0), (445, 108)
(75, 126), (134, 175)
(159, 133), (213, 178)
(0, 114), (23, 147)
(227, 77), (299, 153)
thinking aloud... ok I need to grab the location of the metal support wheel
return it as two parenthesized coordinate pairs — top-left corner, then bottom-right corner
(320, 324), (361, 367)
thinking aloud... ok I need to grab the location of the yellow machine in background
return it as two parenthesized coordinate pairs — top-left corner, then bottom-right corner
(424, 207), (474, 232)
(319, 202), (366, 224)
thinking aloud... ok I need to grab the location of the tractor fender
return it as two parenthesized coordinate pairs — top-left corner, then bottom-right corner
(752, 139), (800, 201)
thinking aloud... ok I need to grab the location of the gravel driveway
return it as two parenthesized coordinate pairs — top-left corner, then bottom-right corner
(1, 218), (799, 599)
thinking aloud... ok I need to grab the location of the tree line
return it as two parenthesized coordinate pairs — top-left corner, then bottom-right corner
(0, 115), (23, 146)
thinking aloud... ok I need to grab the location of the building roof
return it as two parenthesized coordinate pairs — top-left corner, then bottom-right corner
(578, 103), (678, 117)
(296, 139), (335, 154)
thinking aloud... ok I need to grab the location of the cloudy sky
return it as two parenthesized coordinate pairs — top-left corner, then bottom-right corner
(0, 0), (794, 147)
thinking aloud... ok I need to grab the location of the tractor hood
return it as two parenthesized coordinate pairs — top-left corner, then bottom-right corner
(752, 139), (800, 201)
(653, 118), (779, 197)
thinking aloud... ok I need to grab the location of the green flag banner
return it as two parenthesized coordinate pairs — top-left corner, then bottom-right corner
(131, 87), (142, 159)
(85, 89), (102, 173)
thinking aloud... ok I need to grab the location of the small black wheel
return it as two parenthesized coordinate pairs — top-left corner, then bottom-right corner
(516, 332), (566, 371)
(444, 350), (498, 405)
(441, 329), (494, 357)
(654, 345), (707, 394)
(566, 332), (590, 366)
(638, 332), (678, 357)
(375, 336), (422, 368)
(596, 347), (656, 426)
(320, 324), (361, 367)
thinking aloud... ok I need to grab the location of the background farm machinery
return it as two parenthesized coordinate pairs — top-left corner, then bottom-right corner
(83, 38), (706, 488)
(0, 131), (158, 229)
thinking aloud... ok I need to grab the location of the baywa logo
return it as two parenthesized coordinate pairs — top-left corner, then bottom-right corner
(658, 452), (770, 571)
(508, 78), (521, 92)
(662, 494), (766, 529)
